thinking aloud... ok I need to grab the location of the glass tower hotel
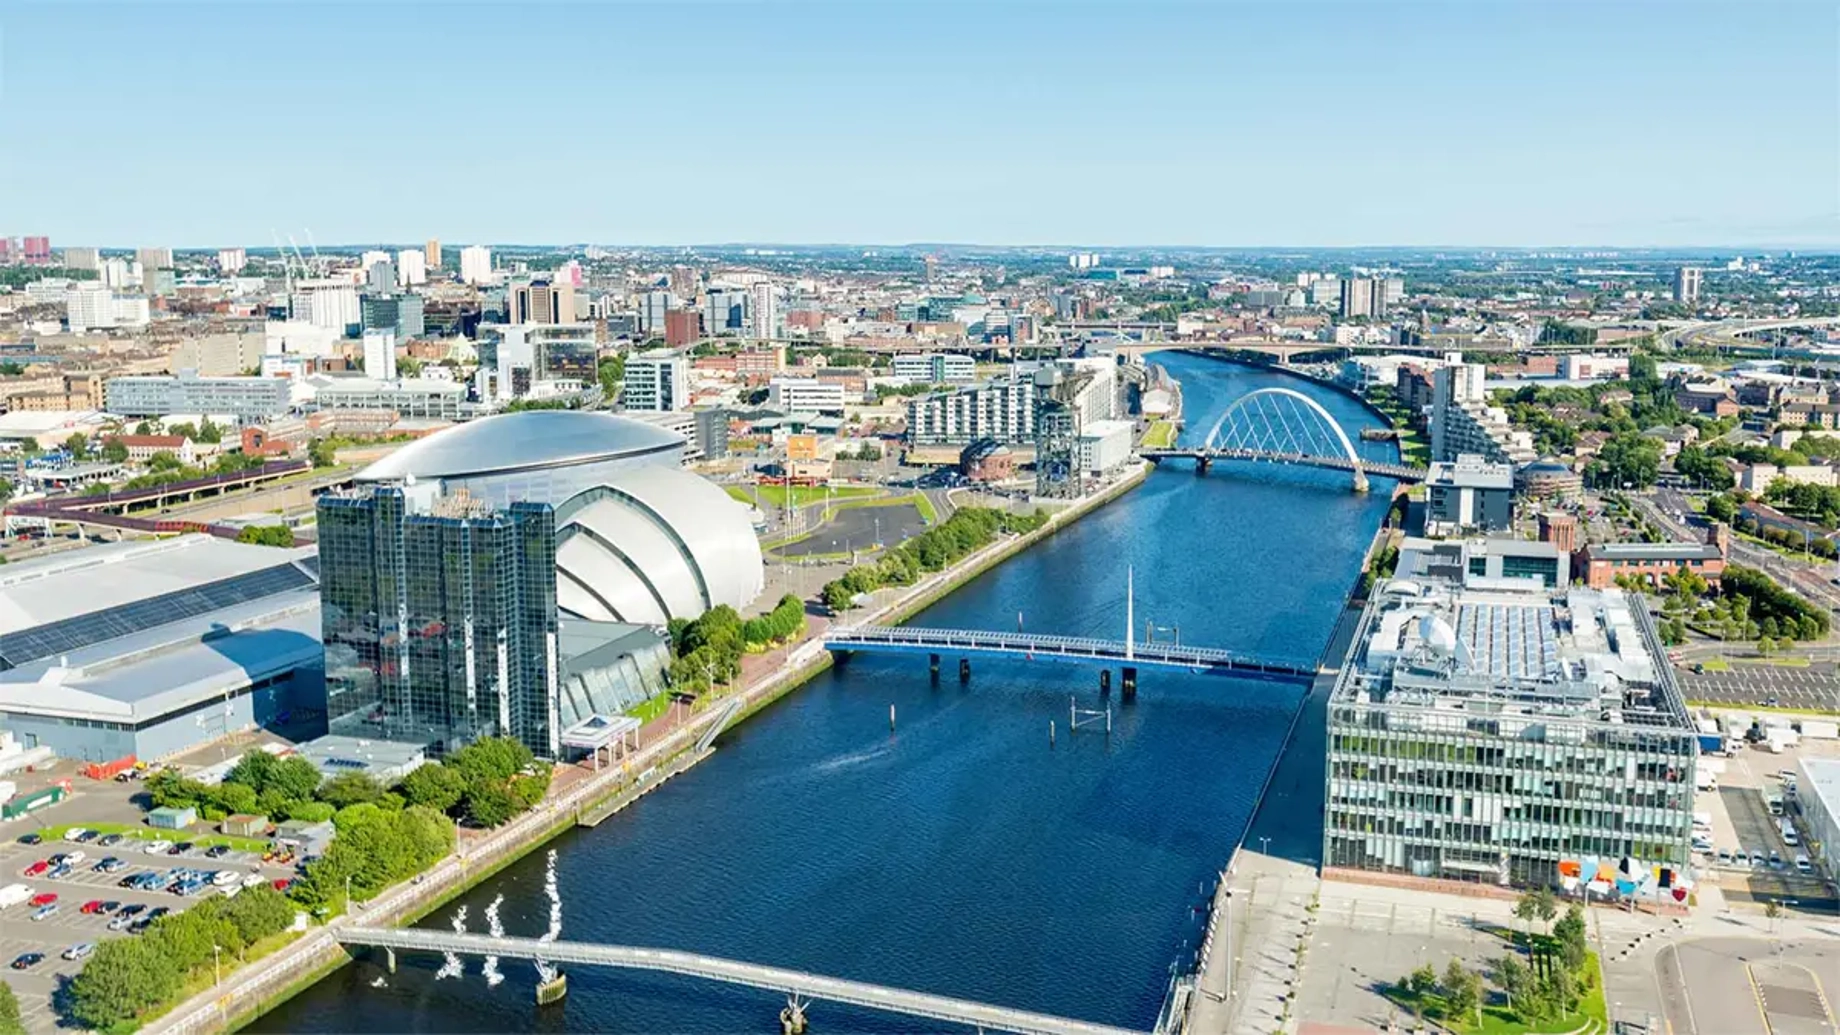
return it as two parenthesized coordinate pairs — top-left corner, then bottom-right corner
(318, 486), (561, 758)
(1325, 563), (1697, 896)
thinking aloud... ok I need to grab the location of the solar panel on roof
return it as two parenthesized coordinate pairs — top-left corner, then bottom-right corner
(0, 562), (316, 669)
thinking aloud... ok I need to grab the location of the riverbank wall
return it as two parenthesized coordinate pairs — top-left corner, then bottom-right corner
(154, 463), (1154, 1035)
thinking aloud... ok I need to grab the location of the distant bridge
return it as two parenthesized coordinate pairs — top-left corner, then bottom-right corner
(1137, 386), (1425, 491)
(335, 927), (1142, 1035)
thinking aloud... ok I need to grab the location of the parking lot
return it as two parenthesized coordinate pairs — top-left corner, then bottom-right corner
(1678, 661), (1840, 711)
(0, 828), (298, 1029)
(1690, 728), (1838, 911)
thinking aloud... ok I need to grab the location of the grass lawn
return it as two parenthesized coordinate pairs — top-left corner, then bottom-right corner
(913, 492), (939, 524)
(624, 692), (678, 724)
(1696, 656), (1732, 672)
(1383, 950), (1606, 1035)
(725, 484), (880, 509)
(1142, 420), (1178, 448)
(35, 819), (272, 854)
(1732, 655), (1813, 667)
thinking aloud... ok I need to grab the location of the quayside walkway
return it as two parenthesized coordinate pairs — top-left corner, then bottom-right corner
(335, 927), (1143, 1035)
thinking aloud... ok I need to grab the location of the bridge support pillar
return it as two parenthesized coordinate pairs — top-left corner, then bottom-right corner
(928, 653), (939, 680)
(1099, 669), (1111, 695)
(536, 973), (568, 1005)
(1121, 666), (1137, 701)
(1352, 469), (1370, 494)
(384, 947), (396, 974)
(958, 657), (971, 683)
(1195, 456), (1211, 475)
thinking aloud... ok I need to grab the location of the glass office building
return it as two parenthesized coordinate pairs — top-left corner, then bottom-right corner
(317, 486), (561, 759)
(1325, 577), (1696, 894)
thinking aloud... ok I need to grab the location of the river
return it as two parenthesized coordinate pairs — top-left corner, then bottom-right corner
(251, 353), (1396, 1034)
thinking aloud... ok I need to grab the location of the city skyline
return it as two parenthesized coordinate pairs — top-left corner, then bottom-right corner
(4, 1), (1835, 249)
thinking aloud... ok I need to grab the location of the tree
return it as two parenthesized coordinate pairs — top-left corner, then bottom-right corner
(63, 432), (90, 460)
(462, 782), (519, 828)
(1407, 962), (1438, 997)
(399, 762), (467, 813)
(0, 982), (22, 1035)
(66, 938), (182, 1029)
(236, 525), (296, 547)
(319, 771), (384, 809)
(101, 438), (130, 463)
(1492, 953), (1530, 1010)
(308, 437), (338, 468)
(1553, 903), (1589, 972)
(133, 421), (154, 436)
(1706, 493), (1738, 522)
(1443, 960), (1482, 1024)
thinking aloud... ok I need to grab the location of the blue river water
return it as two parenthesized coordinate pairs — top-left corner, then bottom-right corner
(251, 354), (1395, 1034)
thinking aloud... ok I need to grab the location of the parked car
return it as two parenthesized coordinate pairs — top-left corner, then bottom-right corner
(142, 840), (173, 855)
(117, 903), (144, 918)
(107, 914), (135, 932)
(47, 864), (72, 880)
(18, 833), (41, 846)
(170, 842), (195, 856)
(205, 845), (231, 859)
(29, 892), (57, 907)
(21, 860), (48, 877)
(62, 943), (94, 961)
(97, 857), (125, 873)
(62, 850), (85, 866)
(71, 830), (98, 844)
(1796, 854), (1813, 874)
(62, 828), (90, 843)
(79, 899), (105, 914)
(31, 904), (58, 921)
(98, 834), (122, 847)
(10, 952), (44, 970)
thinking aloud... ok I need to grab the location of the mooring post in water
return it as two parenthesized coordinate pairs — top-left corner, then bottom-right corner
(1099, 668), (1111, 695)
(1121, 666), (1138, 701)
(958, 657), (970, 682)
(889, 703), (895, 731)
(1050, 720), (1055, 746)
(929, 653), (939, 680)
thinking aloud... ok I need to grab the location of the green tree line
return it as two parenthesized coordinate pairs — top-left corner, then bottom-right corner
(821, 507), (1049, 612)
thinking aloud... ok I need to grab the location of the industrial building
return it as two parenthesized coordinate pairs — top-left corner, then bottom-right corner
(1796, 757), (1839, 872)
(0, 537), (326, 763)
(1326, 570), (1696, 894)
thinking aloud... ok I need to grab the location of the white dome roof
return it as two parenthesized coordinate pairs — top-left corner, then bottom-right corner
(356, 411), (683, 482)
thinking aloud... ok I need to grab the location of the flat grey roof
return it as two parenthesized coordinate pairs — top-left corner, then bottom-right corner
(0, 536), (316, 635)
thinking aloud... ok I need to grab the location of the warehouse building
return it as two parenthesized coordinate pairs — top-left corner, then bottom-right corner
(0, 537), (327, 763)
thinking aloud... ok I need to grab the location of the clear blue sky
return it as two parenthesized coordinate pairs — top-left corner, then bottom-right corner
(4, 1), (1835, 249)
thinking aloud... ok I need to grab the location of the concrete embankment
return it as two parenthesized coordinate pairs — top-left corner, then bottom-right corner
(152, 465), (1153, 1035)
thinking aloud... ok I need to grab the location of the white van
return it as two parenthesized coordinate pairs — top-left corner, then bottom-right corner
(1780, 819), (1799, 846)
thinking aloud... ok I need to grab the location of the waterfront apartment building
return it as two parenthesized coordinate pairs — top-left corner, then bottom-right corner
(1325, 575), (1697, 893)
(906, 379), (1038, 447)
(767, 377), (848, 415)
(1424, 455), (1514, 534)
(459, 245), (492, 286)
(1430, 359), (1536, 465)
(106, 372), (292, 421)
(318, 485), (560, 759)
(622, 349), (690, 413)
(892, 352), (977, 385)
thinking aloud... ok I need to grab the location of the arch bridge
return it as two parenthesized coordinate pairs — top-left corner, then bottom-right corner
(1139, 387), (1426, 491)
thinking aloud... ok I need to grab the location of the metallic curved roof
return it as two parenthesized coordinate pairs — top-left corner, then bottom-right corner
(356, 411), (684, 482)
(554, 466), (763, 624)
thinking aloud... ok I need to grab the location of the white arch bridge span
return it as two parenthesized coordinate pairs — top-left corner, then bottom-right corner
(1139, 387), (1426, 491)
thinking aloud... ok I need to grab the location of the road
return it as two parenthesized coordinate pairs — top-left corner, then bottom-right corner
(1641, 488), (1840, 612)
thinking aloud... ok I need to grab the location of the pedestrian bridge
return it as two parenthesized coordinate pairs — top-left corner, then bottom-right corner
(823, 626), (1315, 683)
(335, 927), (1143, 1035)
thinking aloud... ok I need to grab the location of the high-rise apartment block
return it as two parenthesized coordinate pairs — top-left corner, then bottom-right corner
(664, 308), (701, 347)
(751, 282), (777, 340)
(217, 248), (247, 274)
(425, 239), (442, 270)
(1675, 266), (1702, 304)
(621, 349), (690, 412)
(66, 285), (151, 333)
(905, 379), (1038, 447)
(704, 289), (748, 335)
(641, 290), (673, 334)
(396, 249), (427, 287)
(460, 245), (493, 286)
(362, 329), (398, 381)
(22, 237), (50, 263)
(766, 377), (847, 415)
(317, 486), (560, 758)
(63, 247), (100, 271)
(507, 278), (576, 325)
(1340, 277), (1376, 319)
(893, 352), (977, 385)
(1429, 356), (1534, 465)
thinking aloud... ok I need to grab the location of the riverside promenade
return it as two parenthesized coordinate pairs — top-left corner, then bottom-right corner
(147, 466), (1148, 1035)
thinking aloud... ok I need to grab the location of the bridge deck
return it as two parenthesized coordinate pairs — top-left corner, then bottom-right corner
(824, 626), (1314, 682)
(336, 928), (1142, 1035)
(1139, 447), (1425, 482)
